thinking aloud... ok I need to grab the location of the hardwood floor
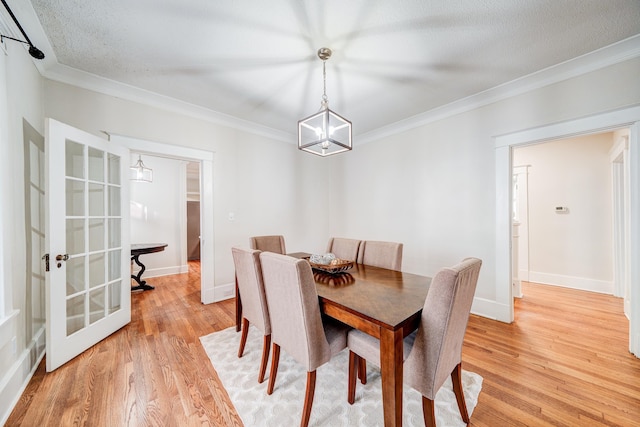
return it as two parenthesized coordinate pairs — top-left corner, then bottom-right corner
(464, 282), (640, 426)
(6, 267), (640, 426)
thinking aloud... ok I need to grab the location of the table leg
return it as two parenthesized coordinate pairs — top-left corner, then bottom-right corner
(235, 275), (242, 332)
(379, 327), (404, 427)
(131, 254), (155, 291)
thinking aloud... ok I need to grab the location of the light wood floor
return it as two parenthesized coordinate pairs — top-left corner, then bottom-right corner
(6, 263), (640, 426)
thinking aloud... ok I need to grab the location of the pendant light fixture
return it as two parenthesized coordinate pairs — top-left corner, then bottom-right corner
(130, 155), (153, 182)
(298, 48), (352, 157)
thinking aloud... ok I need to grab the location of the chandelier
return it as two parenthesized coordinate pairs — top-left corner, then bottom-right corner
(298, 48), (352, 157)
(130, 155), (153, 182)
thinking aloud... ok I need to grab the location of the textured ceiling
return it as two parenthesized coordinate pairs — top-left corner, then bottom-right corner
(22, 0), (640, 137)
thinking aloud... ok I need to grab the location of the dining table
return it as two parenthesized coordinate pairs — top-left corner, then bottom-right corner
(234, 252), (432, 427)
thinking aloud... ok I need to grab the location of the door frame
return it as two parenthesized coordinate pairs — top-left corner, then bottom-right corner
(494, 104), (640, 357)
(109, 134), (217, 304)
(611, 135), (630, 315)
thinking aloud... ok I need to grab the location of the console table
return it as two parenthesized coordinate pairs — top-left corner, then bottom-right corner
(131, 243), (168, 291)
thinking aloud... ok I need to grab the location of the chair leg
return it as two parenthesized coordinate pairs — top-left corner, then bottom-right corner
(237, 318), (250, 357)
(300, 371), (317, 427)
(258, 334), (271, 383)
(348, 351), (358, 404)
(266, 343), (280, 395)
(358, 357), (367, 384)
(421, 396), (436, 427)
(451, 363), (470, 423)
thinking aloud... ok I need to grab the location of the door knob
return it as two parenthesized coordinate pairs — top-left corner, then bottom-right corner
(56, 253), (69, 268)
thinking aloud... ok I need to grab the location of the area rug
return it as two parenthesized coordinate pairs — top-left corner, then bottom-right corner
(200, 326), (482, 426)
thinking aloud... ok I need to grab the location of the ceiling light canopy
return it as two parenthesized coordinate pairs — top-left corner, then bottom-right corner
(298, 48), (352, 157)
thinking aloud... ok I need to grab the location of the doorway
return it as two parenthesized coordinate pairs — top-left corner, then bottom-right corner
(512, 132), (621, 295)
(109, 134), (217, 304)
(495, 105), (640, 357)
(186, 162), (201, 261)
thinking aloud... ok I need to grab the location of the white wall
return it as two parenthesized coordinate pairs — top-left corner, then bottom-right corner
(42, 80), (332, 289)
(330, 57), (640, 319)
(513, 133), (615, 293)
(130, 154), (188, 277)
(0, 41), (45, 425)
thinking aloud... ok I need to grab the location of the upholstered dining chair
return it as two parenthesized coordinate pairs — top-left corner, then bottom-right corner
(347, 257), (482, 427)
(357, 240), (403, 271)
(250, 235), (286, 254)
(259, 252), (349, 427)
(231, 247), (271, 383)
(326, 237), (361, 261)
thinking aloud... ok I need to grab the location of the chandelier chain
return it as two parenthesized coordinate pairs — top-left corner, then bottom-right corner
(322, 59), (328, 105)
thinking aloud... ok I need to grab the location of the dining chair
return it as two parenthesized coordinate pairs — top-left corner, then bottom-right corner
(357, 240), (403, 270)
(250, 235), (286, 254)
(231, 247), (271, 383)
(346, 257), (482, 427)
(326, 237), (361, 261)
(259, 252), (349, 427)
(350, 240), (403, 382)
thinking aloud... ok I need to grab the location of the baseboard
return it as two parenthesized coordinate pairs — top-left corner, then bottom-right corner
(518, 269), (530, 281)
(132, 264), (189, 278)
(0, 326), (45, 426)
(0, 310), (19, 349)
(528, 271), (613, 294)
(200, 282), (235, 305)
(471, 297), (512, 323)
(215, 282), (235, 303)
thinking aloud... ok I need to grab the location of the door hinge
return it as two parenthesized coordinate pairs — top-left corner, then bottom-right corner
(42, 253), (50, 272)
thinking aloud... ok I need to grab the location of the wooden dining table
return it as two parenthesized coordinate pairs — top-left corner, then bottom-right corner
(235, 252), (432, 427)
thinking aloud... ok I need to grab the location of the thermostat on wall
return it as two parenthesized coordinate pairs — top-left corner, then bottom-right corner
(555, 206), (568, 212)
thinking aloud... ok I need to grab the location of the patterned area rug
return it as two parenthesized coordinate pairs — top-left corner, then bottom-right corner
(200, 326), (482, 426)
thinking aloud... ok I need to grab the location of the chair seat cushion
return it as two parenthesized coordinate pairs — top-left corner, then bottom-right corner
(323, 318), (349, 356)
(347, 329), (415, 366)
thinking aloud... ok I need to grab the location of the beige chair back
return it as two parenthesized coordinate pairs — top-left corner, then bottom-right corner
(403, 257), (482, 399)
(231, 247), (270, 335)
(357, 240), (403, 270)
(250, 235), (286, 254)
(259, 252), (332, 371)
(326, 237), (361, 261)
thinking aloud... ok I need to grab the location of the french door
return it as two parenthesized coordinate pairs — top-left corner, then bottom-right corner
(45, 119), (130, 371)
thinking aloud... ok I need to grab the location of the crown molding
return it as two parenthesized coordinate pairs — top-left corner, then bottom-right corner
(42, 63), (293, 143)
(23, 0), (640, 148)
(357, 34), (640, 145)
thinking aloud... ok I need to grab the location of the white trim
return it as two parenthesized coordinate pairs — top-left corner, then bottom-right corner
(109, 134), (217, 304)
(131, 265), (189, 279)
(470, 297), (510, 322)
(0, 325), (45, 427)
(18, 0), (640, 148)
(495, 105), (640, 357)
(359, 35), (640, 145)
(179, 161), (188, 273)
(211, 281), (235, 303)
(45, 64), (292, 143)
(629, 123), (640, 356)
(527, 271), (613, 295)
(610, 136), (630, 305)
(0, 309), (18, 352)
